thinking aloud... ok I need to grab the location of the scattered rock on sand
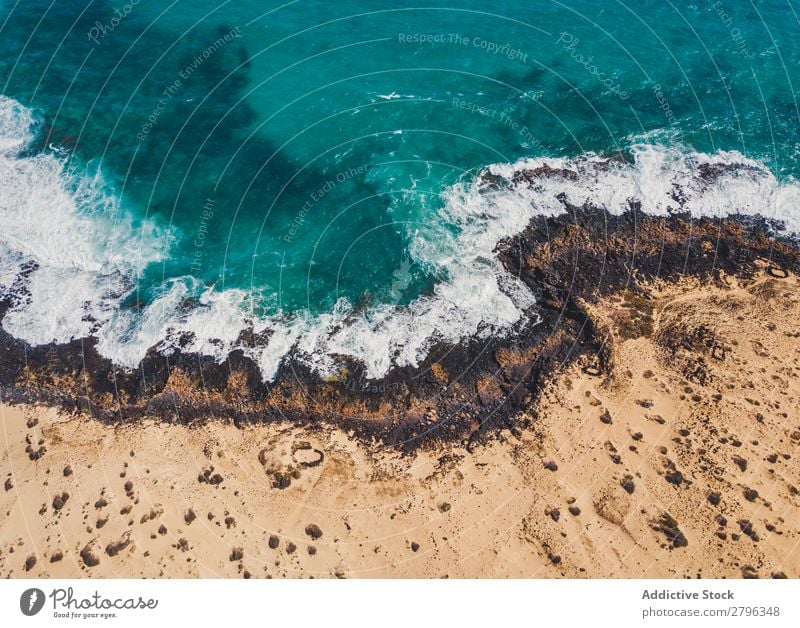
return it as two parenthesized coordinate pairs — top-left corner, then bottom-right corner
(738, 520), (759, 542)
(50, 550), (63, 563)
(742, 565), (759, 579)
(184, 508), (197, 524)
(80, 542), (101, 567)
(229, 547), (244, 561)
(198, 467), (225, 486)
(52, 492), (69, 511)
(664, 470), (683, 486)
(651, 513), (688, 549)
(174, 538), (190, 552)
(268, 535), (280, 549)
(621, 475), (635, 494)
(305, 524), (323, 540)
(24, 554), (37, 571)
(106, 532), (132, 557)
(271, 472), (292, 490)
(411, 542), (420, 552)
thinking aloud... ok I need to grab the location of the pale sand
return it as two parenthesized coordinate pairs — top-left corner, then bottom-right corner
(1, 270), (799, 578)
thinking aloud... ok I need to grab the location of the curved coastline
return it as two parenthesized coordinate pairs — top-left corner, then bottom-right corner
(2, 185), (798, 449)
(3, 199), (800, 578)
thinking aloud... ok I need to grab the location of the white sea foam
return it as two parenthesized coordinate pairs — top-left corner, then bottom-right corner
(2, 95), (798, 381)
(0, 96), (165, 346)
(487, 143), (800, 232)
(0, 95), (36, 154)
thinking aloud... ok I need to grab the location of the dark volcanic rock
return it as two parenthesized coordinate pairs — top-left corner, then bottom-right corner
(106, 532), (132, 557)
(52, 492), (69, 511)
(80, 542), (100, 567)
(664, 470), (684, 486)
(621, 475), (635, 494)
(738, 520), (760, 542)
(742, 565), (759, 579)
(0, 204), (797, 452)
(305, 524), (323, 540)
(651, 513), (688, 549)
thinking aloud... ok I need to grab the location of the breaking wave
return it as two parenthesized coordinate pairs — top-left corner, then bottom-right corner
(1, 95), (798, 381)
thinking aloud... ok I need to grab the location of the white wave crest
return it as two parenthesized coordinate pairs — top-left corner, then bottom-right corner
(2, 95), (798, 381)
(0, 97), (165, 345)
(487, 142), (800, 231)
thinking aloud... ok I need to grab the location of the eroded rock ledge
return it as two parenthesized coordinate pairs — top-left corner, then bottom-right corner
(1, 196), (798, 449)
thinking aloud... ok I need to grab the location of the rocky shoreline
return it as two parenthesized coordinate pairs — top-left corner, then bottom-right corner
(2, 168), (798, 451)
(3, 196), (800, 577)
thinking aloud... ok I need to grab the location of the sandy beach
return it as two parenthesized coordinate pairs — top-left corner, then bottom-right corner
(2, 267), (797, 578)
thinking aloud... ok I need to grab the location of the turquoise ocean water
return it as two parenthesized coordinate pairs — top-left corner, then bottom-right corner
(0, 0), (798, 379)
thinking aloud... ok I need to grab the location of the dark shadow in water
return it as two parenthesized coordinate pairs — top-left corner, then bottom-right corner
(0, 1), (413, 312)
